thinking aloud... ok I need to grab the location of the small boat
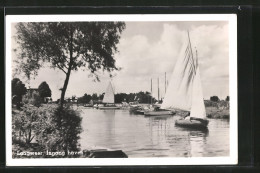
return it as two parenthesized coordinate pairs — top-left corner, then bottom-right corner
(129, 105), (145, 114)
(98, 81), (119, 110)
(144, 105), (175, 116)
(99, 104), (120, 110)
(93, 104), (99, 108)
(173, 31), (209, 129)
(144, 109), (174, 116)
(84, 104), (93, 107)
(144, 96), (175, 115)
(144, 107), (176, 116)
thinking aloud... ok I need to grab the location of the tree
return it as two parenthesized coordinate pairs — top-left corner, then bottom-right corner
(99, 93), (105, 100)
(38, 81), (52, 101)
(225, 96), (230, 102)
(115, 93), (128, 103)
(91, 93), (98, 101)
(12, 78), (27, 107)
(15, 22), (125, 107)
(210, 96), (220, 102)
(78, 93), (92, 104)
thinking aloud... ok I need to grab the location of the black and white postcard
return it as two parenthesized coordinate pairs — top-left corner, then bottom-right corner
(6, 14), (237, 166)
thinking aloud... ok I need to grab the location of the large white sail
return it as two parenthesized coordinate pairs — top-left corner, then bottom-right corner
(102, 81), (115, 103)
(190, 67), (206, 119)
(161, 32), (206, 120)
(161, 35), (195, 111)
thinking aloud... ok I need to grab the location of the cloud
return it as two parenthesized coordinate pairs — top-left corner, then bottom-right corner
(113, 22), (229, 99)
(13, 21), (230, 100)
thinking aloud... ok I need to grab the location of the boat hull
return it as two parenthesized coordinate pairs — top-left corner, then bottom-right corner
(135, 110), (145, 115)
(175, 118), (209, 130)
(84, 105), (93, 107)
(98, 106), (120, 110)
(129, 105), (145, 114)
(144, 110), (175, 116)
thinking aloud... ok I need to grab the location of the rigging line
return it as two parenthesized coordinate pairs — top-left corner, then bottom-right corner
(187, 31), (196, 75)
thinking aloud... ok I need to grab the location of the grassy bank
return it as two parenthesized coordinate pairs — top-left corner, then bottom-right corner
(206, 107), (229, 119)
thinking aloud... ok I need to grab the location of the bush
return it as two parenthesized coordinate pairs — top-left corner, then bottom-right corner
(12, 104), (82, 157)
(12, 104), (41, 144)
(22, 91), (42, 107)
(52, 106), (82, 153)
(33, 105), (82, 155)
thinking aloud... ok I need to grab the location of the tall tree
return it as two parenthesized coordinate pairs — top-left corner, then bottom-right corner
(38, 81), (52, 101)
(225, 96), (230, 102)
(210, 96), (220, 102)
(15, 22), (125, 107)
(12, 78), (27, 107)
(78, 93), (92, 104)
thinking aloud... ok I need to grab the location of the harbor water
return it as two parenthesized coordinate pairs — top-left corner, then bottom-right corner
(79, 107), (229, 158)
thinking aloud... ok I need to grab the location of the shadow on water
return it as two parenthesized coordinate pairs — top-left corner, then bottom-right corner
(144, 114), (174, 120)
(176, 125), (209, 136)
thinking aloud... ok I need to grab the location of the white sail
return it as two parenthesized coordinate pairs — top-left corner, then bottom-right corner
(161, 36), (195, 111)
(161, 32), (206, 120)
(102, 81), (115, 103)
(190, 67), (206, 119)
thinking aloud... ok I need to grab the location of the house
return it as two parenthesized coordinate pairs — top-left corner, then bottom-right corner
(65, 96), (78, 103)
(26, 88), (53, 103)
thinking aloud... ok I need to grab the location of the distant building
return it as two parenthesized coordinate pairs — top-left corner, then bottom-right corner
(44, 97), (53, 103)
(65, 96), (78, 103)
(26, 88), (53, 103)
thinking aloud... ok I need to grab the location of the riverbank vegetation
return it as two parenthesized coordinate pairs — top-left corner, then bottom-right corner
(77, 91), (157, 104)
(12, 103), (82, 158)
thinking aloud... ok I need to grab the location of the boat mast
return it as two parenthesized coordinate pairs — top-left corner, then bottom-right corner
(158, 77), (160, 102)
(165, 72), (167, 95)
(151, 78), (153, 104)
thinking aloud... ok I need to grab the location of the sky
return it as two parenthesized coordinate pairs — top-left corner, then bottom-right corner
(12, 21), (229, 101)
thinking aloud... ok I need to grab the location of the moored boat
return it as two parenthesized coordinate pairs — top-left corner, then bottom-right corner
(144, 109), (174, 116)
(98, 81), (119, 110)
(84, 104), (93, 107)
(144, 104), (175, 116)
(99, 104), (120, 110)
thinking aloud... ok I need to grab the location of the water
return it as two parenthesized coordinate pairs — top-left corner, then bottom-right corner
(79, 107), (229, 158)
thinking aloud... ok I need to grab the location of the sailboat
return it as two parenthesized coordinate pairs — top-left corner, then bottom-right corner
(167, 31), (208, 129)
(98, 81), (120, 110)
(145, 32), (209, 129)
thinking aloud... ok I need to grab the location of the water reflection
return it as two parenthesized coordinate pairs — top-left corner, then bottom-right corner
(101, 110), (116, 147)
(177, 128), (209, 157)
(80, 107), (229, 157)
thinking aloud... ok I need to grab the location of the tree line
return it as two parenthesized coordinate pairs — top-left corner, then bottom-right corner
(77, 91), (157, 104)
(210, 95), (229, 102)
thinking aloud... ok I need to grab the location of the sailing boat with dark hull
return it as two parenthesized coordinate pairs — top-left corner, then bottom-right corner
(172, 31), (208, 129)
(146, 31), (209, 129)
